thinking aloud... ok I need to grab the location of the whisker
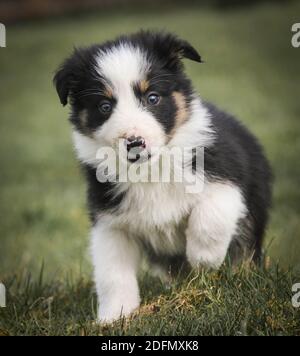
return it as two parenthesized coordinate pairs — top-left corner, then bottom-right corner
(149, 79), (173, 86)
(76, 88), (108, 97)
(149, 73), (173, 80)
(76, 88), (106, 94)
(77, 92), (106, 99)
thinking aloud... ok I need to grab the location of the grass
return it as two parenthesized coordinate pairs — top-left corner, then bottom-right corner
(0, 1), (300, 335)
(1, 264), (299, 336)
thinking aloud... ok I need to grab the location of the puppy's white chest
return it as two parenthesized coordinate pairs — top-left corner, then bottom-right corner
(115, 182), (197, 254)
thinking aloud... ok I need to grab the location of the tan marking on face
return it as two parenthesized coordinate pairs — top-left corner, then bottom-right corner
(168, 91), (189, 139)
(79, 109), (94, 137)
(104, 86), (113, 98)
(140, 79), (149, 93)
(79, 109), (88, 126)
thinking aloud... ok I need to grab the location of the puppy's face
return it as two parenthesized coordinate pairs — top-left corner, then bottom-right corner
(54, 31), (202, 162)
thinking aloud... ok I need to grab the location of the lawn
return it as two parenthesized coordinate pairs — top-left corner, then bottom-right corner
(0, 1), (300, 335)
(1, 265), (300, 336)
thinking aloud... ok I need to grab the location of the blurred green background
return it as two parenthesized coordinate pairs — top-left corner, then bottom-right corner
(0, 0), (300, 281)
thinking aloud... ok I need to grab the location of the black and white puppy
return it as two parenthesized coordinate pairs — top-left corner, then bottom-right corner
(54, 31), (272, 322)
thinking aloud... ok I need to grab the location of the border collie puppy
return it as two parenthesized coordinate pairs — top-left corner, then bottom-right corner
(54, 30), (272, 322)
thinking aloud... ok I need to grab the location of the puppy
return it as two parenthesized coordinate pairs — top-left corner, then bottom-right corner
(54, 30), (272, 322)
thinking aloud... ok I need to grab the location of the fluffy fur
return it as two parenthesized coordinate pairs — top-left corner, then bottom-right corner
(54, 30), (272, 322)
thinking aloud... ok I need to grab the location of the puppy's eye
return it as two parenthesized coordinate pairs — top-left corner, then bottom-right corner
(99, 101), (112, 114)
(147, 93), (160, 105)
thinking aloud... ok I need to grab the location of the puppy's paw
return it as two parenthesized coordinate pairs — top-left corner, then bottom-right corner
(97, 293), (140, 324)
(186, 239), (226, 269)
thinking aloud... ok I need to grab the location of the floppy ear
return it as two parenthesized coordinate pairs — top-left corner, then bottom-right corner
(53, 62), (72, 106)
(141, 31), (203, 70)
(53, 47), (98, 106)
(165, 36), (203, 71)
(177, 39), (202, 63)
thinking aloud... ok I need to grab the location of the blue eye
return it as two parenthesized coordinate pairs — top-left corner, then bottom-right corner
(99, 101), (112, 114)
(147, 93), (160, 105)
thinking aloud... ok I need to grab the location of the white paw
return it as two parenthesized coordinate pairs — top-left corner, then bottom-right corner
(186, 239), (227, 269)
(97, 293), (140, 324)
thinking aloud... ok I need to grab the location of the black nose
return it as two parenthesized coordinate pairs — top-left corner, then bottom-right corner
(125, 135), (146, 151)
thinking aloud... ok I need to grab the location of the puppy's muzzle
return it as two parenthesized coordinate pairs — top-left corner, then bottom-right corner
(125, 135), (150, 163)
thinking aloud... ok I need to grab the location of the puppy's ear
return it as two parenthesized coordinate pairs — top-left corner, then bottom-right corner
(140, 31), (202, 70)
(164, 34), (203, 70)
(53, 60), (72, 106)
(177, 39), (202, 63)
(53, 47), (98, 106)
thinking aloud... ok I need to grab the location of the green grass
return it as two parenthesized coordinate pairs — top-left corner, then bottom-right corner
(0, 1), (300, 335)
(1, 265), (300, 336)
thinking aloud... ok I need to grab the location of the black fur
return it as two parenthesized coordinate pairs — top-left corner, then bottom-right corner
(201, 102), (272, 261)
(82, 165), (125, 223)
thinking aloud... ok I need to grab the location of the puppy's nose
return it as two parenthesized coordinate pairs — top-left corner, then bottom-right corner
(125, 135), (146, 151)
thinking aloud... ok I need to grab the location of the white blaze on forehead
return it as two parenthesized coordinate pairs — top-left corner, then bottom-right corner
(95, 44), (150, 94)
(92, 43), (166, 149)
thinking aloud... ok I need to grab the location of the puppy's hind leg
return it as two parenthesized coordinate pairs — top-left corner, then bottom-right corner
(186, 182), (247, 269)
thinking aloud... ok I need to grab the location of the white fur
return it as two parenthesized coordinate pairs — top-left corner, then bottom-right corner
(186, 182), (247, 268)
(73, 131), (101, 168)
(169, 96), (215, 150)
(96, 44), (150, 93)
(91, 180), (246, 322)
(91, 217), (141, 322)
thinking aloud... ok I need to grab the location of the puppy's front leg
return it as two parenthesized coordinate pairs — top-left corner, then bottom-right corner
(186, 183), (246, 269)
(91, 218), (140, 323)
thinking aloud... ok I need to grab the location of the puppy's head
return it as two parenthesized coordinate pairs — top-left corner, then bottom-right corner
(54, 31), (202, 163)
